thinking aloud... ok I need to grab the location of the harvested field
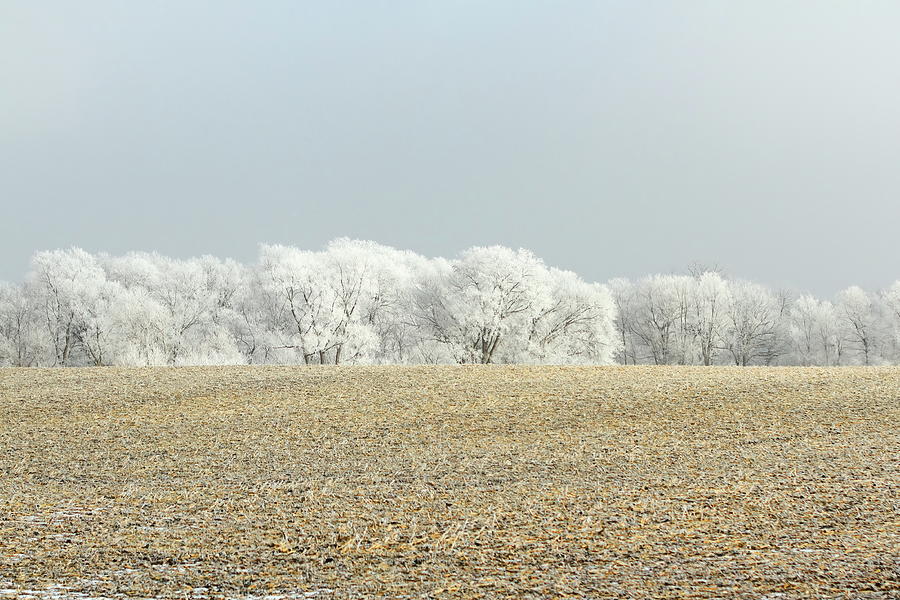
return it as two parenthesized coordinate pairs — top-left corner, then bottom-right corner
(0, 366), (898, 599)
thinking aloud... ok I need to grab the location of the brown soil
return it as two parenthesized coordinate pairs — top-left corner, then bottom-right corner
(1, 366), (898, 598)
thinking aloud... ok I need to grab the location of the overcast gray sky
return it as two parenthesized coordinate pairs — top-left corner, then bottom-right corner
(1, 2), (898, 297)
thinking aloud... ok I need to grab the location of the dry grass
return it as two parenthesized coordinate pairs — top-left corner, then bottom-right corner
(0, 366), (898, 599)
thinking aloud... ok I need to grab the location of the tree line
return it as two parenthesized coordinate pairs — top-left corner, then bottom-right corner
(0, 240), (615, 366)
(0, 239), (897, 367)
(610, 272), (899, 366)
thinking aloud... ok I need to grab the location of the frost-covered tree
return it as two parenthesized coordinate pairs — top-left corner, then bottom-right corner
(0, 241), (895, 367)
(105, 287), (169, 366)
(257, 241), (408, 364)
(628, 275), (692, 365)
(884, 281), (900, 325)
(721, 280), (785, 366)
(692, 272), (731, 366)
(618, 271), (732, 366)
(608, 278), (638, 365)
(229, 266), (271, 364)
(878, 281), (900, 363)
(522, 268), (616, 364)
(787, 295), (842, 366)
(409, 247), (616, 364)
(789, 295), (822, 366)
(0, 283), (46, 367)
(258, 245), (331, 364)
(28, 248), (109, 366)
(412, 247), (542, 364)
(332, 240), (429, 364)
(836, 286), (882, 365)
(102, 253), (243, 365)
(816, 300), (842, 365)
(78, 279), (123, 366)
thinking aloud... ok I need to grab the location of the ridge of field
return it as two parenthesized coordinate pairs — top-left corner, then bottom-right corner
(1, 366), (898, 599)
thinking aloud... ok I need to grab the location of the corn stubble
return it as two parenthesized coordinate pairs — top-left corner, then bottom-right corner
(0, 366), (898, 599)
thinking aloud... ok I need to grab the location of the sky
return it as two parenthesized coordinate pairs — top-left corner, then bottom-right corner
(1, 2), (899, 297)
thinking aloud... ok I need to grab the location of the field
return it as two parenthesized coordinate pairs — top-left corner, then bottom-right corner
(0, 366), (898, 599)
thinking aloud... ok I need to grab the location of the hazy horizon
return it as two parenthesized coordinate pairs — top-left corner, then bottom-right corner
(3, 2), (899, 297)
